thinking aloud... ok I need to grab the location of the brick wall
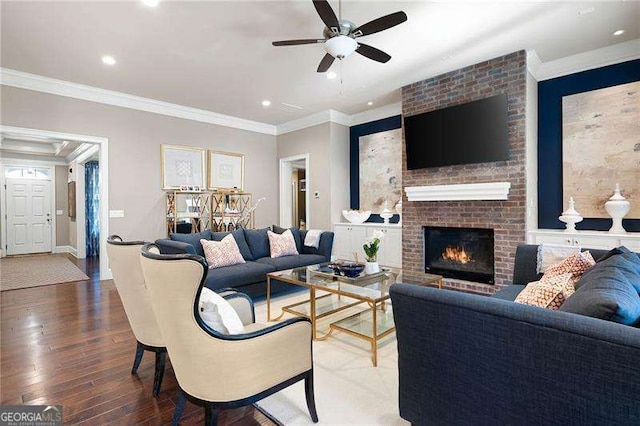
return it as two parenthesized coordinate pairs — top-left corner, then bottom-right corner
(401, 51), (527, 294)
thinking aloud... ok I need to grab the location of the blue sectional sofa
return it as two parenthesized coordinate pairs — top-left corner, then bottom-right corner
(155, 227), (334, 298)
(391, 244), (640, 425)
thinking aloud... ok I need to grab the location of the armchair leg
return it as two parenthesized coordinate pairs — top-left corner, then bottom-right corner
(204, 405), (218, 426)
(131, 341), (144, 374)
(172, 390), (186, 426)
(153, 350), (167, 396)
(305, 370), (319, 423)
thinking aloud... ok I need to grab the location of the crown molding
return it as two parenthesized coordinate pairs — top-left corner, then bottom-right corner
(535, 39), (640, 81)
(0, 68), (277, 136)
(350, 102), (402, 126)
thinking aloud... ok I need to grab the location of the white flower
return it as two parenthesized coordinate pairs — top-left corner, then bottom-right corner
(372, 230), (385, 241)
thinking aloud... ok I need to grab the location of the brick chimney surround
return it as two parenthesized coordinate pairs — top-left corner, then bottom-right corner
(401, 50), (528, 295)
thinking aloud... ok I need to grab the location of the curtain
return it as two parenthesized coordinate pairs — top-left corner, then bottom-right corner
(85, 161), (100, 257)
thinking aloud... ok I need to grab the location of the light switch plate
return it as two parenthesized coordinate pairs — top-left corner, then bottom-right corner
(56, 210), (64, 216)
(109, 210), (125, 218)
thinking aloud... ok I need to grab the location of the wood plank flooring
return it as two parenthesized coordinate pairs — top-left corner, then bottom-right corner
(0, 254), (277, 425)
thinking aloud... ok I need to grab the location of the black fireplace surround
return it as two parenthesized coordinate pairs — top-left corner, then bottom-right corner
(424, 226), (495, 284)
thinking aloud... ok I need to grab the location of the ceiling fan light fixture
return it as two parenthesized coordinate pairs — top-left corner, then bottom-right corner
(324, 35), (357, 59)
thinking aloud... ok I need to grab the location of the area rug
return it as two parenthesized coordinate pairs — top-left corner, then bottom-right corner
(253, 290), (409, 426)
(0, 254), (90, 291)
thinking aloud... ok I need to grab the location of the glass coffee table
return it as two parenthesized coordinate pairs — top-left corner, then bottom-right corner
(266, 263), (442, 366)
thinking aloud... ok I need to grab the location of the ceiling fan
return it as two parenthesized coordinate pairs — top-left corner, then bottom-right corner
(272, 0), (407, 73)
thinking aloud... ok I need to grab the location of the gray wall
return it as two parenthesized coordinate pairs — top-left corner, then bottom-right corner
(276, 122), (350, 230)
(1, 86), (278, 242)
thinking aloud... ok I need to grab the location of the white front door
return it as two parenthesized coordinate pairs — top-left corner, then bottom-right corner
(6, 178), (52, 255)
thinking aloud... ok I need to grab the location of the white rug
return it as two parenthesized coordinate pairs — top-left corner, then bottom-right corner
(254, 290), (409, 426)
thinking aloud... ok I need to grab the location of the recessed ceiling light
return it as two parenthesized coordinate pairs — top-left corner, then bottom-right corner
(141, 0), (159, 7)
(577, 7), (595, 15)
(261, 100), (271, 107)
(367, 101), (373, 106)
(101, 55), (116, 65)
(613, 29), (625, 36)
(326, 71), (337, 80)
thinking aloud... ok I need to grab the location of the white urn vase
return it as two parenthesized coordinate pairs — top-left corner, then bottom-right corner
(558, 197), (583, 232)
(380, 201), (394, 224)
(604, 183), (630, 234)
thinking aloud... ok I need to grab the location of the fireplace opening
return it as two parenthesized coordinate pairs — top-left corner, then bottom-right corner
(424, 226), (495, 284)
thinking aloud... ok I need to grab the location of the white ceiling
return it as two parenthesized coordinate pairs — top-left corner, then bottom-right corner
(0, 132), (98, 163)
(1, 1), (638, 125)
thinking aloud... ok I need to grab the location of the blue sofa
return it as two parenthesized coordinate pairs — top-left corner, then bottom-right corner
(390, 244), (640, 425)
(155, 227), (334, 298)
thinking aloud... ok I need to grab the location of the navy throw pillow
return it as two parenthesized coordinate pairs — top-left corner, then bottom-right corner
(243, 228), (270, 259)
(560, 250), (640, 325)
(211, 229), (254, 261)
(595, 245), (631, 263)
(272, 225), (303, 254)
(170, 230), (212, 257)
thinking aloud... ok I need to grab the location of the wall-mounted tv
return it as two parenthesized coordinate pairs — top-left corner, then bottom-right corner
(404, 94), (509, 170)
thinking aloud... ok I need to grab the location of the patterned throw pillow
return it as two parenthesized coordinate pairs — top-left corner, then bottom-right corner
(200, 235), (246, 269)
(267, 229), (299, 258)
(542, 251), (596, 297)
(515, 273), (574, 310)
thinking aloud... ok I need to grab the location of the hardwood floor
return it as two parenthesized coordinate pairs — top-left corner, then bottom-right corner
(0, 254), (277, 425)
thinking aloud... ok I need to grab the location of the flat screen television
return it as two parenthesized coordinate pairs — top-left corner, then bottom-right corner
(404, 94), (509, 170)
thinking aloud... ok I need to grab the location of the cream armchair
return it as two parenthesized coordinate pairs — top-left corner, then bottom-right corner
(106, 235), (167, 396)
(139, 244), (318, 426)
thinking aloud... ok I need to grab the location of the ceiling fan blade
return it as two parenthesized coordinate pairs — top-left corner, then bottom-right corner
(352, 11), (407, 37)
(272, 39), (325, 46)
(313, 0), (340, 33)
(356, 43), (391, 63)
(317, 53), (335, 73)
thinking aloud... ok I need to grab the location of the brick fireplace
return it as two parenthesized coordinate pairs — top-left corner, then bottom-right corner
(401, 51), (527, 294)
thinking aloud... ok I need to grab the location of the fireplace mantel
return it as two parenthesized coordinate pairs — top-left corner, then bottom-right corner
(404, 182), (511, 202)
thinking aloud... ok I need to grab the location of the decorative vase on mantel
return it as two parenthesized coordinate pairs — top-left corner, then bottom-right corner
(380, 201), (394, 224)
(604, 183), (630, 234)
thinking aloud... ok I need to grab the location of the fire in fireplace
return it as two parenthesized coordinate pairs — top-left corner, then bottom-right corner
(424, 226), (495, 284)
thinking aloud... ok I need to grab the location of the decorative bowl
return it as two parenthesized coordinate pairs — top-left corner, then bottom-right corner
(330, 262), (365, 278)
(342, 210), (371, 224)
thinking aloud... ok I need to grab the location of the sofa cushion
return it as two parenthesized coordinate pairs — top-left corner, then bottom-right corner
(170, 230), (212, 257)
(243, 228), (270, 260)
(272, 225), (303, 253)
(514, 273), (573, 310)
(559, 250), (640, 325)
(204, 261), (276, 291)
(211, 229), (254, 261)
(542, 251), (596, 296)
(267, 229), (299, 258)
(201, 236), (245, 269)
(491, 284), (526, 301)
(256, 254), (326, 271)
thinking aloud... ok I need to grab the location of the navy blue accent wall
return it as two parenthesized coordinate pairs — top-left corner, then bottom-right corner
(538, 59), (640, 232)
(350, 115), (402, 223)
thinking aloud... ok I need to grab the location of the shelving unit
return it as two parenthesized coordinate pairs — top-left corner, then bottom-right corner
(210, 191), (254, 232)
(166, 191), (212, 235)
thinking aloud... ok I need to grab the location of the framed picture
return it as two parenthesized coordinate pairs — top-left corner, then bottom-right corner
(68, 181), (76, 219)
(161, 144), (206, 190)
(208, 151), (244, 190)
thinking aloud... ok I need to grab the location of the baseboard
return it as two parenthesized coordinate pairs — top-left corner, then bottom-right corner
(54, 245), (78, 257)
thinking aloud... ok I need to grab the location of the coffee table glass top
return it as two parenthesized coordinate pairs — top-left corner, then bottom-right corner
(268, 263), (399, 303)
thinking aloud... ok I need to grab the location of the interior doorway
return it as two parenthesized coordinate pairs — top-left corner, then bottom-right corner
(0, 125), (111, 280)
(279, 154), (310, 229)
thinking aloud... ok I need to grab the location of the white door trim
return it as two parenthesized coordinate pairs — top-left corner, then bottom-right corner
(278, 154), (310, 229)
(0, 125), (112, 280)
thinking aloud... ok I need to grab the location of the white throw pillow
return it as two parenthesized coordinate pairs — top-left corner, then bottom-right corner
(536, 243), (581, 274)
(198, 287), (245, 334)
(267, 229), (299, 258)
(200, 235), (246, 269)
